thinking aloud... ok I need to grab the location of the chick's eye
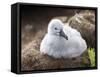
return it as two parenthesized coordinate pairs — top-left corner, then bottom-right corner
(55, 27), (57, 30)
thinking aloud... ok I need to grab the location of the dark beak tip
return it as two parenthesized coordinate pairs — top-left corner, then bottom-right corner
(60, 29), (68, 40)
(66, 37), (68, 40)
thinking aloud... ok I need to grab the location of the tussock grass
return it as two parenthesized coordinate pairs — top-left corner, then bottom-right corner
(88, 48), (95, 67)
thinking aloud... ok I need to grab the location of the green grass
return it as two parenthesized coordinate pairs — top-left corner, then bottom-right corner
(88, 48), (95, 67)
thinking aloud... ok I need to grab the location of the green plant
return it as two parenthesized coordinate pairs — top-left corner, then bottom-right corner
(88, 48), (95, 67)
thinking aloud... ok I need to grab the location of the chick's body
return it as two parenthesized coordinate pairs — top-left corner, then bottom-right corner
(40, 19), (87, 58)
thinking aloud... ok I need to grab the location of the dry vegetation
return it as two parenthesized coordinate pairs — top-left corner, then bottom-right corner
(21, 10), (95, 71)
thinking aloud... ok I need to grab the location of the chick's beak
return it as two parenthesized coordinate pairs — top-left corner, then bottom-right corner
(60, 29), (68, 40)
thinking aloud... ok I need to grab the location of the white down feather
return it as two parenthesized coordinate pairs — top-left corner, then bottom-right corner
(40, 19), (87, 58)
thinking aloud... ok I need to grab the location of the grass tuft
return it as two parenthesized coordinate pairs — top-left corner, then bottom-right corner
(88, 48), (95, 67)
